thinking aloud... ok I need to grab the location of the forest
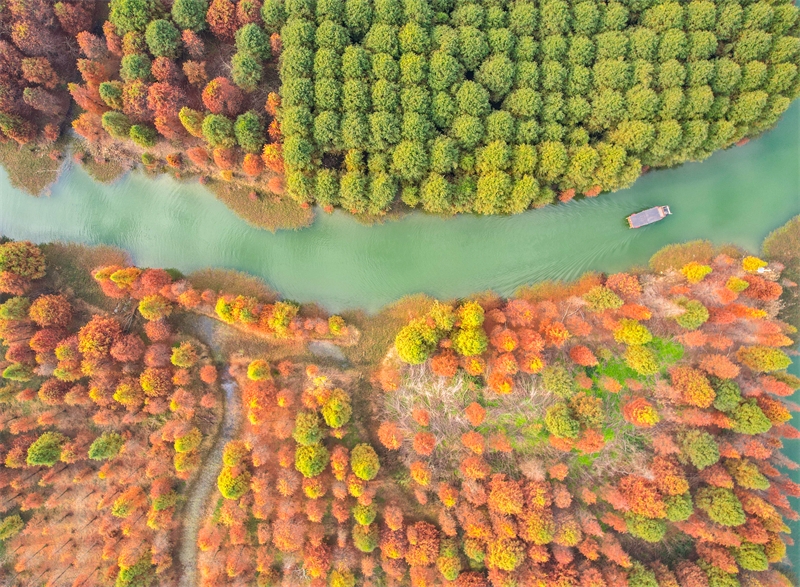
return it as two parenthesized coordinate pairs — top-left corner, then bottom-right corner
(0, 216), (797, 587)
(0, 0), (799, 220)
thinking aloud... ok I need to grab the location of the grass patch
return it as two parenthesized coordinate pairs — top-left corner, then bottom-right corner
(188, 269), (279, 302)
(206, 180), (314, 232)
(79, 154), (129, 184)
(40, 242), (129, 310)
(0, 140), (65, 195)
(341, 294), (435, 368)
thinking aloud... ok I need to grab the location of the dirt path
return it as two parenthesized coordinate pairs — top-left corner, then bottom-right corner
(177, 375), (241, 587)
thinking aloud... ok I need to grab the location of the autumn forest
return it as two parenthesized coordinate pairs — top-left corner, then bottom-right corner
(0, 214), (797, 587)
(1, 0), (799, 586)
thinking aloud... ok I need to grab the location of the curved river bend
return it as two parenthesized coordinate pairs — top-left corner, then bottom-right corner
(0, 105), (798, 314)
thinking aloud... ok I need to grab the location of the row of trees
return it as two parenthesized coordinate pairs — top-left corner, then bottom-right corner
(0, 239), (222, 587)
(277, 0), (800, 213)
(197, 360), (386, 587)
(91, 261), (350, 342)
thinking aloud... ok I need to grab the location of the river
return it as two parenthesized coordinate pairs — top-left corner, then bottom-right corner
(0, 105), (798, 314)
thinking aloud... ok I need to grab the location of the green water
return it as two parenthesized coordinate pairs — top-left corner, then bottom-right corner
(1, 104), (799, 313)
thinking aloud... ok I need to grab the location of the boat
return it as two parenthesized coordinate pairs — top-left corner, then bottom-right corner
(627, 206), (672, 228)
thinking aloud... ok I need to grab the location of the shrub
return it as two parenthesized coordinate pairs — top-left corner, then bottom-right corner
(129, 125), (158, 147)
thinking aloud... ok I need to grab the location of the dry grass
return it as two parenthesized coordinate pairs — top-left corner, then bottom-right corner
(381, 361), (660, 486)
(79, 154), (129, 184)
(206, 180), (315, 232)
(40, 242), (129, 310)
(341, 294), (436, 368)
(0, 140), (65, 195)
(188, 268), (279, 302)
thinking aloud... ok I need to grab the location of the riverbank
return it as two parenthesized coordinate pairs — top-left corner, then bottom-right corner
(1, 101), (798, 312)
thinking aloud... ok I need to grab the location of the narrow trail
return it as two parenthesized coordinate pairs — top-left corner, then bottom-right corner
(177, 375), (241, 587)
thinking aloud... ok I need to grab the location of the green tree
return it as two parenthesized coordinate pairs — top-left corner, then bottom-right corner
(172, 0), (209, 31)
(395, 317), (438, 363)
(27, 432), (67, 467)
(102, 111), (132, 139)
(202, 114), (236, 148)
(110, 0), (160, 35)
(145, 19), (181, 58)
(236, 23), (271, 59)
(350, 443), (380, 480)
(217, 465), (251, 499)
(120, 53), (152, 82)
(179, 107), (205, 137)
(545, 402), (580, 438)
(234, 111), (265, 153)
(88, 432), (125, 460)
(695, 487), (746, 527)
(681, 429), (720, 470)
(295, 443), (330, 477)
(732, 399), (772, 435)
(625, 514), (666, 543)
(0, 515), (24, 541)
(232, 52), (263, 91)
(321, 389), (352, 428)
(293, 411), (322, 445)
(130, 125), (158, 148)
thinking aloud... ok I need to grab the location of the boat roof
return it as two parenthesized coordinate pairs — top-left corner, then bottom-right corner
(628, 207), (665, 227)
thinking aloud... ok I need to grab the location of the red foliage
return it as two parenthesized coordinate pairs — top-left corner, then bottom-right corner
(699, 354), (741, 379)
(76, 31), (107, 59)
(412, 431), (436, 456)
(741, 275), (782, 301)
(606, 273), (642, 298)
(430, 350), (458, 377)
(465, 402), (486, 426)
(182, 29), (206, 59)
(54, 0), (94, 35)
(242, 153), (264, 176)
(213, 147), (237, 170)
(202, 77), (243, 116)
(187, 146), (210, 166)
(569, 345), (598, 366)
(207, 0), (238, 43)
(378, 421), (403, 450)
